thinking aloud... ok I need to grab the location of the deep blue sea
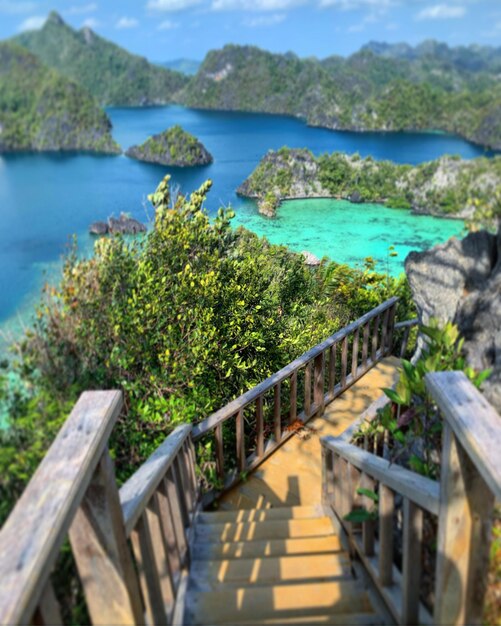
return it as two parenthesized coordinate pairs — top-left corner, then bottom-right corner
(0, 105), (493, 346)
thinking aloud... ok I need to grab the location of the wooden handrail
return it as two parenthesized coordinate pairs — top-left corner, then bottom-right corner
(425, 371), (501, 625)
(0, 390), (123, 626)
(322, 437), (440, 515)
(191, 298), (399, 504)
(322, 371), (501, 626)
(120, 424), (193, 536)
(425, 371), (501, 501)
(193, 296), (399, 440)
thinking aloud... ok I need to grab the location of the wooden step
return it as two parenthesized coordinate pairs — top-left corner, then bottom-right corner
(195, 517), (335, 543)
(184, 580), (373, 625)
(192, 534), (343, 560)
(227, 613), (383, 625)
(199, 505), (324, 524)
(190, 552), (351, 588)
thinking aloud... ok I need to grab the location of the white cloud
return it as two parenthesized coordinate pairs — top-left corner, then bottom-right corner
(17, 15), (45, 31)
(158, 18), (179, 28)
(416, 4), (466, 20)
(64, 3), (98, 15)
(116, 16), (139, 29)
(82, 16), (100, 28)
(319, 0), (395, 9)
(244, 12), (286, 26)
(147, 0), (202, 11)
(212, 0), (303, 11)
(0, 1), (35, 15)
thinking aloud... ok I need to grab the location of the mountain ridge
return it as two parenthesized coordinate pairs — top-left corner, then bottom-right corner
(14, 11), (188, 106)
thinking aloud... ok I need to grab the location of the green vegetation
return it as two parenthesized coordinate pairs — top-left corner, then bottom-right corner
(239, 147), (501, 220)
(15, 12), (188, 106)
(0, 42), (120, 153)
(182, 43), (501, 150)
(126, 125), (213, 166)
(0, 174), (413, 525)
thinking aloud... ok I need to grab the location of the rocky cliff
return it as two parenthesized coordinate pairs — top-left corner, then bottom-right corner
(405, 227), (501, 411)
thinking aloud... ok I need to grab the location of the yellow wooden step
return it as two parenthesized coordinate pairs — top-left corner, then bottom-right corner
(227, 613), (383, 625)
(192, 534), (343, 560)
(199, 505), (324, 524)
(184, 580), (373, 624)
(190, 552), (351, 587)
(195, 517), (335, 543)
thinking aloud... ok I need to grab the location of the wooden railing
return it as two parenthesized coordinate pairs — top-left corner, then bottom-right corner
(394, 318), (418, 358)
(0, 392), (198, 626)
(192, 296), (399, 502)
(321, 371), (501, 626)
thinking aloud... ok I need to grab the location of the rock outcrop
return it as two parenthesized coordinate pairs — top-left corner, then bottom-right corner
(405, 227), (501, 411)
(238, 147), (501, 219)
(126, 125), (213, 167)
(90, 213), (146, 235)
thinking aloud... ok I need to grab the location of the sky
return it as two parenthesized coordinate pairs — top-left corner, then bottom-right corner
(0, 0), (499, 61)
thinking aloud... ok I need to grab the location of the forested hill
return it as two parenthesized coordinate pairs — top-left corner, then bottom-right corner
(183, 43), (501, 151)
(0, 42), (120, 153)
(14, 12), (188, 106)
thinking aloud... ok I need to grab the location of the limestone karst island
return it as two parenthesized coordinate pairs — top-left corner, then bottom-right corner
(0, 5), (500, 626)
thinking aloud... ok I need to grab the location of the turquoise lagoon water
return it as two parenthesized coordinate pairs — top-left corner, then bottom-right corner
(233, 198), (464, 274)
(0, 105), (493, 346)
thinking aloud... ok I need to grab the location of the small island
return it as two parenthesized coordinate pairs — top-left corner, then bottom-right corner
(125, 125), (213, 167)
(237, 147), (501, 218)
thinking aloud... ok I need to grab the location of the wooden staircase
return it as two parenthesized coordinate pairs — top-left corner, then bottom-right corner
(183, 505), (384, 625)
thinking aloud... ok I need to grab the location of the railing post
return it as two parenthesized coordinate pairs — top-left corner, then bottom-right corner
(378, 483), (394, 587)
(434, 423), (495, 626)
(69, 450), (144, 626)
(314, 352), (325, 416)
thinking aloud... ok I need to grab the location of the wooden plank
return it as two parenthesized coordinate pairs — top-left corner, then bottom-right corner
(351, 327), (360, 379)
(425, 371), (501, 500)
(131, 513), (168, 626)
(146, 497), (175, 615)
(378, 483), (394, 587)
(175, 450), (194, 519)
(192, 297), (398, 440)
(371, 315), (380, 362)
(401, 498), (423, 625)
(163, 471), (188, 564)
(119, 425), (191, 536)
(314, 352), (325, 416)
(290, 371), (298, 424)
(236, 409), (246, 472)
(32, 582), (62, 626)
(273, 383), (281, 443)
(304, 362), (312, 418)
(361, 474), (375, 557)
(256, 395), (264, 458)
(214, 423), (225, 482)
(321, 447), (334, 506)
(322, 437), (439, 515)
(328, 343), (337, 396)
(156, 483), (181, 586)
(183, 440), (198, 502)
(69, 451), (144, 626)
(0, 390), (123, 626)
(380, 308), (390, 355)
(340, 336), (348, 389)
(172, 458), (190, 530)
(386, 303), (397, 356)
(361, 323), (369, 370)
(433, 424), (495, 626)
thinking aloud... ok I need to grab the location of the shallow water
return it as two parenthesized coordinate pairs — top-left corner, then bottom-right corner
(233, 198), (465, 275)
(0, 105), (490, 345)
